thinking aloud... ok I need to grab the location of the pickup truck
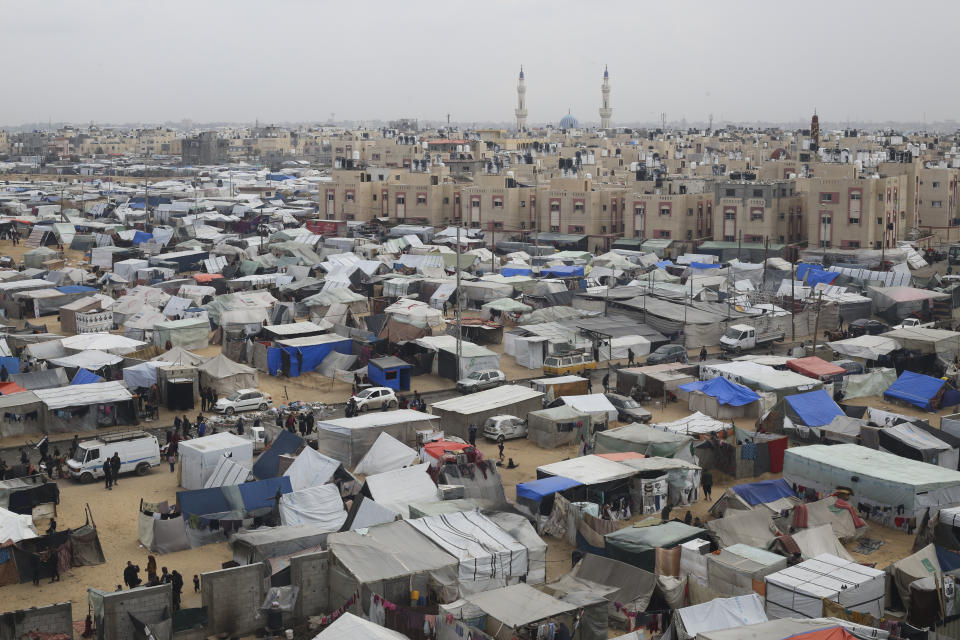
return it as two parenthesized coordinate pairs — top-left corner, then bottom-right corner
(719, 324), (785, 353)
(892, 318), (936, 330)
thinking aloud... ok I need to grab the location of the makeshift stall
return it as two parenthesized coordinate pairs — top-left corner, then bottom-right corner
(34, 381), (135, 433)
(366, 356), (412, 391)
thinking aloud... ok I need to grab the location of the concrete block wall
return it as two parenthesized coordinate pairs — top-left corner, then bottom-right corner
(202, 563), (265, 637)
(290, 550), (329, 619)
(0, 602), (72, 640)
(99, 585), (172, 640)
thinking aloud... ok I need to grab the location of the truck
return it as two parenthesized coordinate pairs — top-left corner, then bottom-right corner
(892, 318), (936, 330)
(66, 430), (161, 483)
(719, 324), (785, 353)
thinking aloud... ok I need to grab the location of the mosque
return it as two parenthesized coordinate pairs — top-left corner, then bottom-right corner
(515, 66), (612, 131)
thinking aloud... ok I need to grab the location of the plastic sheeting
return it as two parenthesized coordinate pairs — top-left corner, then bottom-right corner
(841, 368), (897, 400)
(122, 361), (169, 389)
(679, 377), (760, 407)
(353, 431), (418, 476)
(676, 593), (767, 640)
(785, 390), (844, 427)
(279, 483), (348, 529)
(364, 463), (437, 516)
(282, 447), (341, 492)
(732, 479), (796, 506)
(884, 370), (947, 410)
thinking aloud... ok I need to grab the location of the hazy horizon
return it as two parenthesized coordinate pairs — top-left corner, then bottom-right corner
(3, 0), (959, 128)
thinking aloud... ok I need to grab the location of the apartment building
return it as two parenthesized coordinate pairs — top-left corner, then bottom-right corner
(799, 175), (908, 250)
(712, 180), (804, 246)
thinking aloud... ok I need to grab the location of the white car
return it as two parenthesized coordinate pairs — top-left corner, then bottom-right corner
(214, 389), (273, 414)
(352, 387), (398, 411)
(482, 415), (527, 440)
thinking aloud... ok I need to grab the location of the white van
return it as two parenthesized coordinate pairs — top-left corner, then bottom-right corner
(67, 431), (161, 483)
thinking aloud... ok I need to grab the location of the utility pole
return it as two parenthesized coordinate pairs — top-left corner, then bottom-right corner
(455, 221), (462, 378)
(790, 256), (796, 342)
(762, 236), (768, 291)
(812, 291), (823, 355)
(737, 229), (742, 262)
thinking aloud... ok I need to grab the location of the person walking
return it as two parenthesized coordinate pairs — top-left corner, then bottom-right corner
(200, 387), (207, 412)
(468, 423), (478, 446)
(167, 439), (177, 473)
(700, 346), (708, 362)
(586, 377), (593, 393)
(701, 469), (713, 500)
(602, 373), (610, 394)
(627, 348), (635, 366)
(103, 459), (113, 490)
(123, 561), (140, 589)
(498, 435), (505, 463)
(110, 452), (121, 486)
(160, 567), (171, 584)
(306, 412), (314, 434)
(235, 416), (244, 436)
(171, 570), (184, 610)
(197, 418), (206, 438)
(146, 555), (158, 584)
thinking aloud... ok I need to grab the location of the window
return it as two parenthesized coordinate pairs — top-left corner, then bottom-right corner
(687, 208), (694, 216)
(493, 197), (504, 208)
(600, 226), (606, 233)
(346, 214), (355, 221)
(549, 225), (560, 232)
(569, 225), (585, 233)
(634, 205), (644, 217)
(659, 205), (671, 216)
(933, 181), (942, 188)
(550, 202), (561, 212)
(725, 189), (735, 197)
(327, 192), (335, 201)
(372, 194), (377, 201)
(750, 209), (763, 221)
(416, 193), (427, 205)
(520, 222), (526, 229)
(657, 230), (671, 239)
(753, 189), (763, 198)
(842, 240), (861, 248)
(345, 191), (355, 202)
(724, 211), (736, 220)
(443, 197), (449, 204)
(878, 217), (883, 225)
(779, 212), (785, 220)
(723, 234), (735, 241)
(493, 222), (503, 230)
(820, 193), (834, 203)
(396, 194), (405, 205)
(520, 200), (526, 207)
(470, 221), (481, 228)
(574, 200), (585, 213)
(932, 201), (943, 208)
(779, 235), (784, 243)
(602, 204), (607, 212)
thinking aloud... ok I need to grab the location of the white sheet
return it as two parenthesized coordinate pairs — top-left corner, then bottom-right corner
(279, 484), (348, 530)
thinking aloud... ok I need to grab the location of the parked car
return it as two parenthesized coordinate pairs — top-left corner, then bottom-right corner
(482, 415), (528, 440)
(605, 393), (653, 423)
(847, 318), (889, 337)
(456, 369), (507, 393)
(351, 386), (398, 411)
(646, 344), (688, 365)
(214, 389), (273, 414)
(543, 349), (596, 376)
(67, 431), (161, 483)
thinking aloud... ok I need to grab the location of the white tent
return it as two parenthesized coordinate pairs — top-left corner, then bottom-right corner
(826, 334), (901, 360)
(198, 354), (259, 394)
(314, 612), (409, 640)
(60, 333), (146, 355)
(283, 447), (342, 492)
(122, 361), (171, 389)
(559, 394), (618, 425)
(178, 432), (253, 490)
(353, 432), (418, 476)
(0, 506), (38, 543)
(203, 455), (252, 488)
(152, 346), (207, 367)
(364, 463), (437, 516)
(279, 484), (348, 529)
(764, 553), (885, 619)
(48, 350), (123, 369)
(675, 594), (767, 640)
(652, 411), (730, 436)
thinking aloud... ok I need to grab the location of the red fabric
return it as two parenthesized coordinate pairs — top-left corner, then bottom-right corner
(596, 452), (645, 461)
(786, 626), (859, 640)
(766, 436), (788, 473)
(793, 503), (808, 529)
(0, 382), (27, 395)
(192, 273), (223, 283)
(423, 440), (469, 459)
(832, 497), (867, 529)
(786, 356), (846, 380)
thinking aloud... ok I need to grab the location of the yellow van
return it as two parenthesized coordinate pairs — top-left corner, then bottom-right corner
(543, 350), (597, 376)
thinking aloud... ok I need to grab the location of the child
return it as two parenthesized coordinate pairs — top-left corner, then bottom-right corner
(193, 574), (200, 593)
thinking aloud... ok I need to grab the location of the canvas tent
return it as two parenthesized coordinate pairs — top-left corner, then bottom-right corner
(784, 444), (960, 528)
(198, 354), (258, 395)
(315, 410), (438, 468)
(314, 612), (410, 640)
(594, 423), (694, 460)
(282, 446), (343, 491)
(153, 317), (210, 351)
(706, 544), (788, 597)
(137, 500), (190, 554)
(604, 521), (706, 572)
(464, 583), (578, 638)
(675, 593), (768, 640)
(526, 405), (592, 449)
(785, 390), (845, 429)
(430, 385), (543, 440)
(353, 432), (419, 476)
(278, 484), (348, 529)
(178, 432), (253, 491)
(764, 554), (885, 619)
(826, 334), (900, 361)
(363, 463), (438, 516)
(546, 553), (657, 628)
(709, 479), (798, 517)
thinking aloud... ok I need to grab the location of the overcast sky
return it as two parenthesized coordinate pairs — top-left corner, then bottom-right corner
(3, 0), (958, 127)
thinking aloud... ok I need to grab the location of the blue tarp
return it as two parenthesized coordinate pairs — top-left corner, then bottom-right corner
(807, 270), (839, 286)
(266, 338), (352, 377)
(937, 546), (960, 573)
(655, 260), (673, 269)
(266, 174), (295, 181)
(252, 430), (304, 479)
(238, 476), (292, 511)
(132, 231), (153, 245)
(501, 267), (533, 277)
(516, 476), (583, 502)
(884, 370), (947, 410)
(56, 285), (96, 295)
(731, 479), (797, 506)
(796, 263), (818, 280)
(678, 377), (760, 406)
(784, 389), (844, 426)
(0, 358), (19, 376)
(177, 486), (232, 517)
(71, 369), (103, 385)
(689, 262), (722, 269)
(541, 265), (585, 278)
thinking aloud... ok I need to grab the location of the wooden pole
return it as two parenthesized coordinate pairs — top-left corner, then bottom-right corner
(812, 291), (823, 355)
(791, 256), (796, 342)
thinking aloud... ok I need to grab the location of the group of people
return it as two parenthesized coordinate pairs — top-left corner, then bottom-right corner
(277, 411), (312, 435)
(121, 557), (191, 610)
(102, 451), (122, 490)
(198, 386), (220, 412)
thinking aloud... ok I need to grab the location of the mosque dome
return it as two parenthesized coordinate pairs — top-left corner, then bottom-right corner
(559, 113), (579, 129)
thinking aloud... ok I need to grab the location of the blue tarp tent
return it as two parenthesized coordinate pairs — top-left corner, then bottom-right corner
(796, 263), (839, 287)
(689, 262), (722, 269)
(252, 430), (304, 479)
(784, 389), (844, 426)
(655, 260), (673, 269)
(731, 479), (796, 506)
(679, 377), (760, 406)
(238, 476), (292, 511)
(884, 370), (948, 410)
(367, 356), (412, 391)
(541, 265), (585, 278)
(266, 335), (352, 377)
(516, 476), (583, 502)
(71, 368), (103, 385)
(501, 267), (533, 277)
(0, 358), (19, 376)
(56, 285), (96, 295)
(132, 231), (153, 245)
(177, 486), (230, 517)
(177, 477), (293, 516)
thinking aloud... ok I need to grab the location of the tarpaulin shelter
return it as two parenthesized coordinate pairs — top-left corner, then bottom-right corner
(0, 391), (44, 438)
(516, 476), (583, 516)
(203, 455), (252, 488)
(651, 411), (732, 439)
(884, 370), (948, 410)
(826, 334), (900, 361)
(282, 446), (344, 491)
(137, 500), (190, 554)
(407, 511), (528, 594)
(121, 361), (167, 389)
(198, 354), (258, 395)
(546, 552), (657, 627)
(878, 421), (960, 469)
(784, 443), (960, 527)
(61, 332), (146, 355)
(34, 381), (135, 433)
(709, 479), (798, 517)
(485, 511), (548, 586)
(679, 377), (760, 406)
(152, 317), (210, 351)
(557, 394), (618, 426)
(883, 326), (960, 364)
(0, 506), (37, 543)
(526, 405), (591, 449)
(464, 583), (579, 637)
(178, 432), (253, 490)
(787, 357), (846, 382)
(840, 367), (898, 400)
(252, 430), (303, 479)
(152, 346), (207, 367)
(314, 612), (410, 640)
(675, 593), (767, 640)
(353, 432), (418, 476)
(764, 553), (885, 618)
(785, 390), (845, 427)
(71, 368), (103, 385)
(430, 385), (543, 440)
(278, 484), (348, 529)
(315, 410), (438, 468)
(363, 463), (437, 516)
(698, 621), (863, 640)
(603, 521), (706, 572)
(593, 422), (694, 460)
(327, 520), (460, 617)
(705, 544), (788, 597)
(230, 522), (330, 566)
(706, 507), (781, 549)
(267, 334), (352, 377)
(9, 505), (105, 584)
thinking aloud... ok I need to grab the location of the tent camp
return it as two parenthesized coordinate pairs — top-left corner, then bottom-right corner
(787, 357), (846, 382)
(463, 584), (580, 639)
(679, 376), (762, 419)
(430, 385), (543, 440)
(314, 613), (410, 640)
(826, 334), (900, 361)
(706, 544), (788, 597)
(198, 354), (259, 395)
(352, 432), (419, 476)
(884, 370), (948, 410)
(315, 410), (438, 468)
(784, 444), (960, 527)
(674, 593), (768, 640)
(557, 394), (618, 427)
(282, 446), (344, 491)
(784, 390), (845, 430)
(363, 463), (438, 516)
(878, 421), (960, 469)
(651, 411), (731, 439)
(153, 317), (210, 351)
(764, 553), (885, 619)
(137, 500), (190, 554)
(278, 484), (348, 529)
